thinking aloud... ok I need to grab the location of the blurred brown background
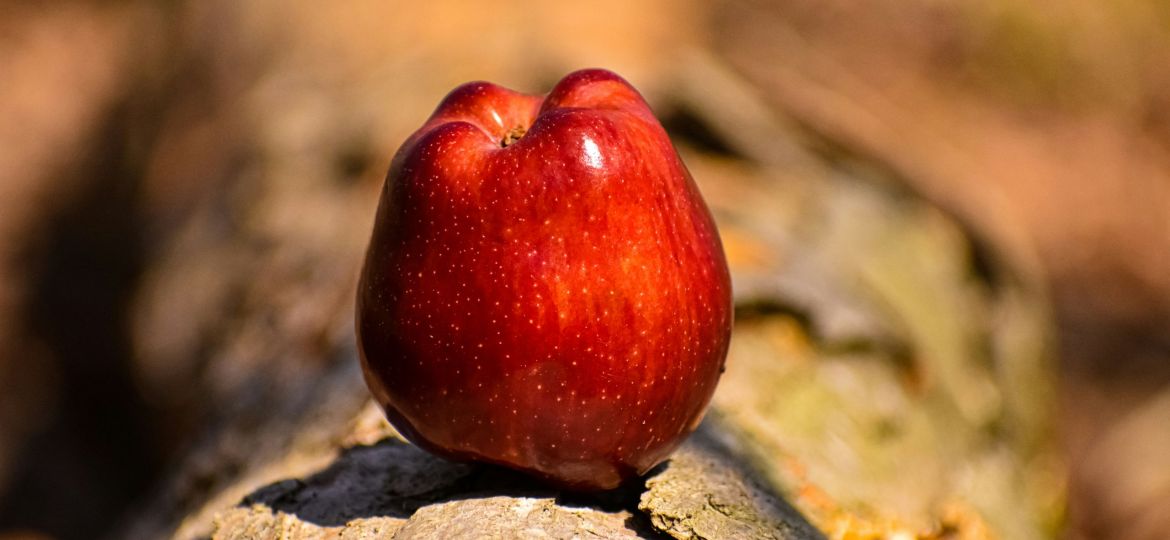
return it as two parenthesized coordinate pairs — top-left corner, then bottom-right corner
(1, 1), (1167, 539)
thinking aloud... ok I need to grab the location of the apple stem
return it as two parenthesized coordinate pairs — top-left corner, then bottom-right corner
(501, 126), (527, 147)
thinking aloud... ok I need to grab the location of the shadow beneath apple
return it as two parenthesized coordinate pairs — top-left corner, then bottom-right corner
(238, 438), (646, 529)
(237, 421), (820, 539)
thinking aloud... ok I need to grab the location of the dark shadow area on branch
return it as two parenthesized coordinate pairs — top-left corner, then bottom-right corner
(660, 105), (743, 160)
(243, 439), (471, 526)
(239, 438), (662, 537)
(735, 298), (914, 372)
(735, 298), (816, 330)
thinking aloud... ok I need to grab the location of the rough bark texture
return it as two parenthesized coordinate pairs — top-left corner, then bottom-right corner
(202, 406), (823, 540)
(639, 428), (821, 540)
(205, 422), (825, 539)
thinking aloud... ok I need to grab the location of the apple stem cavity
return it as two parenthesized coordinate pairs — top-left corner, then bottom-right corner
(501, 125), (527, 147)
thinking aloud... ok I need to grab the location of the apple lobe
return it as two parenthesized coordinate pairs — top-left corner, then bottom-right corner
(357, 68), (733, 490)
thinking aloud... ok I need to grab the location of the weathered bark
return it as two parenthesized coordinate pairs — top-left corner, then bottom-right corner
(207, 420), (821, 539)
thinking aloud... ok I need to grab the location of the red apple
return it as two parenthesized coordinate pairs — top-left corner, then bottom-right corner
(357, 69), (732, 490)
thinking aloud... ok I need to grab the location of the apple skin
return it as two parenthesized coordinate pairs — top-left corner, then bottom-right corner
(357, 69), (732, 490)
